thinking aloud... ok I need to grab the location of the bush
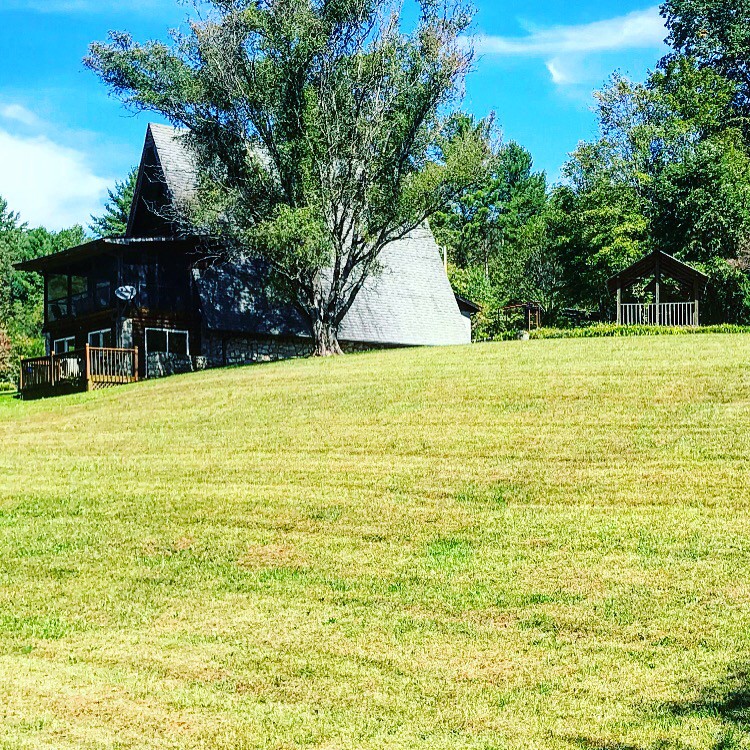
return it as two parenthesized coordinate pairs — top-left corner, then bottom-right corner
(0, 328), (10, 384)
(525, 323), (750, 339)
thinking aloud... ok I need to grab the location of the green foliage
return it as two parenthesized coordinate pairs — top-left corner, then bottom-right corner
(551, 57), (750, 323)
(527, 323), (750, 339)
(0, 196), (86, 384)
(0, 327), (10, 382)
(433, 117), (554, 334)
(663, 0), (750, 116)
(89, 167), (137, 238)
(548, 167), (647, 314)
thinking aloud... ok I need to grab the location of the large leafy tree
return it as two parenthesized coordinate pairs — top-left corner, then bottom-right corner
(90, 168), (138, 238)
(551, 57), (750, 322)
(85, 0), (486, 355)
(432, 116), (551, 334)
(662, 0), (750, 118)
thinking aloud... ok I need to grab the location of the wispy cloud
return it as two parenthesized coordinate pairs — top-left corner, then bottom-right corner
(0, 103), (40, 127)
(473, 6), (667, 85)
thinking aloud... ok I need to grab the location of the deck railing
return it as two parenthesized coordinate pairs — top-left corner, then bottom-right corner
(88, 347), (138, 387)
(619, 302), (697, 327)
(19, 346), (138, 397)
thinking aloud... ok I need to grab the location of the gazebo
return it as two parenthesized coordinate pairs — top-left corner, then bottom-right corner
(607, 250), (709, 327)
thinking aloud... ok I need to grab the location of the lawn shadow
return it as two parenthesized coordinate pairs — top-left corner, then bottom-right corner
(664, 667), (750, 728)
(566, 666), (750, 750)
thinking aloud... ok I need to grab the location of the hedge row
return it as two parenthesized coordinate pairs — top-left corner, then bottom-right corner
(519, 324), (750, 340)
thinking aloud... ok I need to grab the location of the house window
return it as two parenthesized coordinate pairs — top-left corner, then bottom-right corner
(145, 328), (190, 358)
(88, 329), (113, 348)
(53, 336), (76, 354)
(94, 280), (111, 309)
(48, 275), (69, 321)
(70, 275), (89, 316)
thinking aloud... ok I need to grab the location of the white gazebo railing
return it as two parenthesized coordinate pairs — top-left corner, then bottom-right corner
(619, 302), (697, 327)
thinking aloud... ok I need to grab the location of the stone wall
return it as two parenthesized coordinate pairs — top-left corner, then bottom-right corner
(202, 334), (388, 367)
(203, 335), (312, 367)
(147, 353), (209, 379)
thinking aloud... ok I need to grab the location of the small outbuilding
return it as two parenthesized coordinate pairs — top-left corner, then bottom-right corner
(607, 250), (709, 327)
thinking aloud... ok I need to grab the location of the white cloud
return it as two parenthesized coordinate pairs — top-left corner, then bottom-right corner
(546, 59), (573, 86)
(0, 103), (40, 127)
(0, 129), (110, 230)
(475, 7), (665, 56)
(472, 6), (667, 85)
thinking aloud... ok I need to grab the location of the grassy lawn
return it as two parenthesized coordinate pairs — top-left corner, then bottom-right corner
(2, 335), (750, 749)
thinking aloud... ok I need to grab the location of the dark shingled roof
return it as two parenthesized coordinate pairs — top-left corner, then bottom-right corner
(146, 123), (198, 204)
(194, 225), (471, 345)
(137, 123), (471, 346)
(607, 250), (709, 295)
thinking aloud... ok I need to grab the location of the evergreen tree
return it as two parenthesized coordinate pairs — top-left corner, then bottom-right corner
(89, 168), (137, 238)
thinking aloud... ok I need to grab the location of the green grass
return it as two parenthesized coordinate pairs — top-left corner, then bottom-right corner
(2, 335), (750, 749)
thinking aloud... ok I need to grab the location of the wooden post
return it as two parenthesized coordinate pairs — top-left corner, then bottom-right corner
(18, 358), (24, 397)
(49, 352), (55, 388)
(617, 281), (622, 324)
(133, 346), (139, 382)
(83, 344), (91, 391)
(693, 279), (700, 327)
(654, 252), (661, 326)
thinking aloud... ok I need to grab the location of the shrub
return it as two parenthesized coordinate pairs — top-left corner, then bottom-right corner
(0, 327), (10, 384)
(526, 323), (750, 339)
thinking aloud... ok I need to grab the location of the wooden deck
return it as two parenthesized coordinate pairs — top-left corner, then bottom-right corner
(19, 346), (139, 399)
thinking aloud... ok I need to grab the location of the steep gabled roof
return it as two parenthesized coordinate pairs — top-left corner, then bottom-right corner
(195, 226), (470, 346)
(146, 123), (198, 204)
(127, 123), (197, 237)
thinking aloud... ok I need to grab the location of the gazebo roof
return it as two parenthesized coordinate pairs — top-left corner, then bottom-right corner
(607, 250), (708, 295)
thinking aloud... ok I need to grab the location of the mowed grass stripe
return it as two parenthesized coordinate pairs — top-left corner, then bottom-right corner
(1, 336), (750, 748)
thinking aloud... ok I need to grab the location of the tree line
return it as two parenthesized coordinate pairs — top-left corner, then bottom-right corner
(438, 0), (750, 337)
(3, 0), (750, 376)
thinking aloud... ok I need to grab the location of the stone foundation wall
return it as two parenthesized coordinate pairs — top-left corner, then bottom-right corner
(203, 335), (312, 367)
(203, 334), (387, 367)
(147, 353), (209, 379)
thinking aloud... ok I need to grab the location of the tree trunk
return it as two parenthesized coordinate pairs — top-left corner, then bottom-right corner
(311, 315), (344, 357)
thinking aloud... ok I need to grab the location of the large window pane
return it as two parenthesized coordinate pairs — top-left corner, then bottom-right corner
(48, 275), (67, 301)
(88, 329), (113, 348)
(146, 329), (168, 354)
(70, 275), (87, 296)
(95, 280), (111, 308)
(54, 337), (75, 354)
(70, 275), (89, 315)
(47, 275), (68, 320)
(169, 332), (189, 356)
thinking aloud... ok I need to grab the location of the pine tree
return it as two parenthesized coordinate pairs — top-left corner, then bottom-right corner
(89, 168), (137, 238)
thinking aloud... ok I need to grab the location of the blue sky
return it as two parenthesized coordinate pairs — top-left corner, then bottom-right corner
(0, 0), (668, 230)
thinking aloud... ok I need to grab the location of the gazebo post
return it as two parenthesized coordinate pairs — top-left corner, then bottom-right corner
(654, 252), (661, 325)
(616, 280), (622, 325)
(693, 278), (700, 326)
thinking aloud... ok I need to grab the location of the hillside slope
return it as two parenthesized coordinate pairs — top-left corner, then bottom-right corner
(2, 337), (750, 749)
